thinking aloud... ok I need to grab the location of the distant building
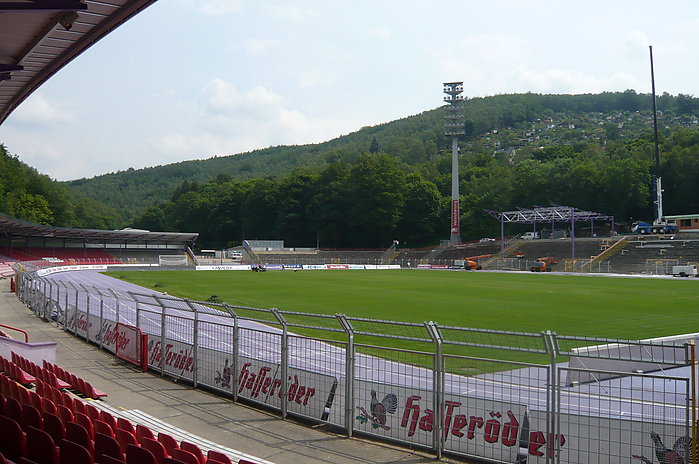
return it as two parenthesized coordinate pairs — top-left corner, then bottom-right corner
(665, 214), (699, 231)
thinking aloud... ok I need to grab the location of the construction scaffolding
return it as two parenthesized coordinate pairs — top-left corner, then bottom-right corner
(484, 206), (616, 259)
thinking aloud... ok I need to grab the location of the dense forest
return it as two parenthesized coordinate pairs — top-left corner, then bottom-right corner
(0, 144), (121, 229)
(2, 91), (699, 248)
(129, 127), (699, 248)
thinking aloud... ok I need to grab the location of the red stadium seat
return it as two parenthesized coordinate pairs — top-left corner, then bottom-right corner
(85, 404), (101, 422)
(162, 458), (188, 464)
(22, 403), (43, 430)
(141, 437), (168, 464)
(179, 442), (204, 464)
(115, 429), (138, 455)
(100, 411), (118, 431)
(116, 418), (135, 436)
(170, 449), (199, 464)
(157, 433), (179, 456)
(136, 424), (155, 445)
(57, 404), (74, 424)
(42, 412), (65, 444)
(96, 455), (126, 464)
(42, 397), (58, 416)
(59, 439), (94, 464)
(26, 425), (60, 464)
(84, 382), (107, 400)
(75, 411), (95, 440)
(125, 444), (157, 464)
(4, 395), (23, 423)
(0, 415), (27, 461)
(205, 450), (231, 464)
(95, 454), (126, 464)
(66, 421), (94, 456)
(94, 419), (114, 438)
(94, 432), (124, 463)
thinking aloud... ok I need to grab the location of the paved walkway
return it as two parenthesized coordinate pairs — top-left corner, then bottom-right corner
(0, 278), (469, 464)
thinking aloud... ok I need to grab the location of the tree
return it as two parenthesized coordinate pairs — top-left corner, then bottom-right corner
(369, 136), (380, 154)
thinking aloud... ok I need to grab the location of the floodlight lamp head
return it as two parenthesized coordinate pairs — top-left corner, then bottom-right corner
(59, 12), (80, 31)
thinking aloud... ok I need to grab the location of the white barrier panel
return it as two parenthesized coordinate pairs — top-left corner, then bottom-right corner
(303, 265), (327, 270)
(376, 265), (401, 270)
(342, 380), (535, 462)
(0, 336), (57, 365)
(196, 265), (252, 271)
(38, 264), (108, 276)
(195, 348), (338, 420)
(529, 409), (688, 463)
(147, 338), (195, 381)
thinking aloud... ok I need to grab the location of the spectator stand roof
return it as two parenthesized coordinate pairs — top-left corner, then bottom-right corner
(0, 212), (198, 247)
(0, 0), (157, 125)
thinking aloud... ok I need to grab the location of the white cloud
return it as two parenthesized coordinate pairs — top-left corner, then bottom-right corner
(625, 31), (650, 60)
(239, 38), (282, 57)
(297, 69), (338, 88)
(10, 94), (76, 126)
(372, 27), (392, 40)
(261, 4), (308, 21)
(179, 0), (246, 16)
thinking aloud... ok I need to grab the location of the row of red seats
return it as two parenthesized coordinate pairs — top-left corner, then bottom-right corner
(0, 356), (35, 385)
(0, 367), (255, 464)
(9, 352), (106, 400)
(41, 359), (107, 399)
(7, 354), (69, 391)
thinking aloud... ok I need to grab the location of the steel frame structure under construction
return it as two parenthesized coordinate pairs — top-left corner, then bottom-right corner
(485, 206), (616, 259)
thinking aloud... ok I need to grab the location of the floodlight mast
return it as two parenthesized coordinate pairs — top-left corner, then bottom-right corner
(443, 82), (465, 244)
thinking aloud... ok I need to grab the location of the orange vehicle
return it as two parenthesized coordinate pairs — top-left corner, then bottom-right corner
(531, 257), (557, 272)
(530, 262), (550, 272)
(465, 259), (482, 270)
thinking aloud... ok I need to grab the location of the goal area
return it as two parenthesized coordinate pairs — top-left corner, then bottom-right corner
(158, 254), (188, 266)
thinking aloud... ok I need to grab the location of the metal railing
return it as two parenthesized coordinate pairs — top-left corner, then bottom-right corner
(13, 270), (697, 464)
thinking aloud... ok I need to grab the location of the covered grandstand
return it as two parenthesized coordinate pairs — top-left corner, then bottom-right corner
(0, 212), (198, 266)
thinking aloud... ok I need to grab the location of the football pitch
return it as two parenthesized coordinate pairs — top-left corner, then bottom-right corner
(108, 269), (699, 341)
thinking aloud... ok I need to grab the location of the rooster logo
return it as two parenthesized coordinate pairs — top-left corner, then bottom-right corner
(632, 432), (691, 464)
(356, 389), (398, 430)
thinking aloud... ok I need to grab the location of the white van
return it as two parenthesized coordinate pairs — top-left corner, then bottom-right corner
(522, 232), (539, 240)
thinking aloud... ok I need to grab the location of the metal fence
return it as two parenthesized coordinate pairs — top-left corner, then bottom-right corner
(14, 270), (698, 463)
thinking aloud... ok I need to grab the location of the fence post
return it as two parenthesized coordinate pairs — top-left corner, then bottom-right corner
(337, 314), (355, 438)
(271, 308), (288, 419)
(426, 321), (444, 459)
(223, 303), (239, 401)
(544, 330), (559, 464)
(185, 299), (199, 388)
(155, 296), (167, 376)
(99, 296), (105, 349)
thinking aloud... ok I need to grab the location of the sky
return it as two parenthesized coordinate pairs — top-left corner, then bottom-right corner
(1, 0), (699, 181)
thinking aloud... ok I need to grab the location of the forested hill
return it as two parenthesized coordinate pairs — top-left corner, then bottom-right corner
(0, 144), (121, 229)
(66, 91), (699, 220)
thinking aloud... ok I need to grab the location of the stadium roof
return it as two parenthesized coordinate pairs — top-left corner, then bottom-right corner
(484, 206), (615, 224)
(0, 0), (157, 125)
(0, 212), (198, 245)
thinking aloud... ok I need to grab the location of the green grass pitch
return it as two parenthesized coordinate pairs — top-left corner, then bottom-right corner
(108, 269), (699, 340)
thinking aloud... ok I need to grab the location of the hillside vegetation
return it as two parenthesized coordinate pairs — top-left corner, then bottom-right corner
(0, 144), (121, 229)
(2, 91), (699, 246)
(123, 92), (699, 248)
(67, 91), (699, 219)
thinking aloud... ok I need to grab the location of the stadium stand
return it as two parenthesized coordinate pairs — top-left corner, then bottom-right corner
(0, 352), (260, 464)
(606, 236), (699, 274)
